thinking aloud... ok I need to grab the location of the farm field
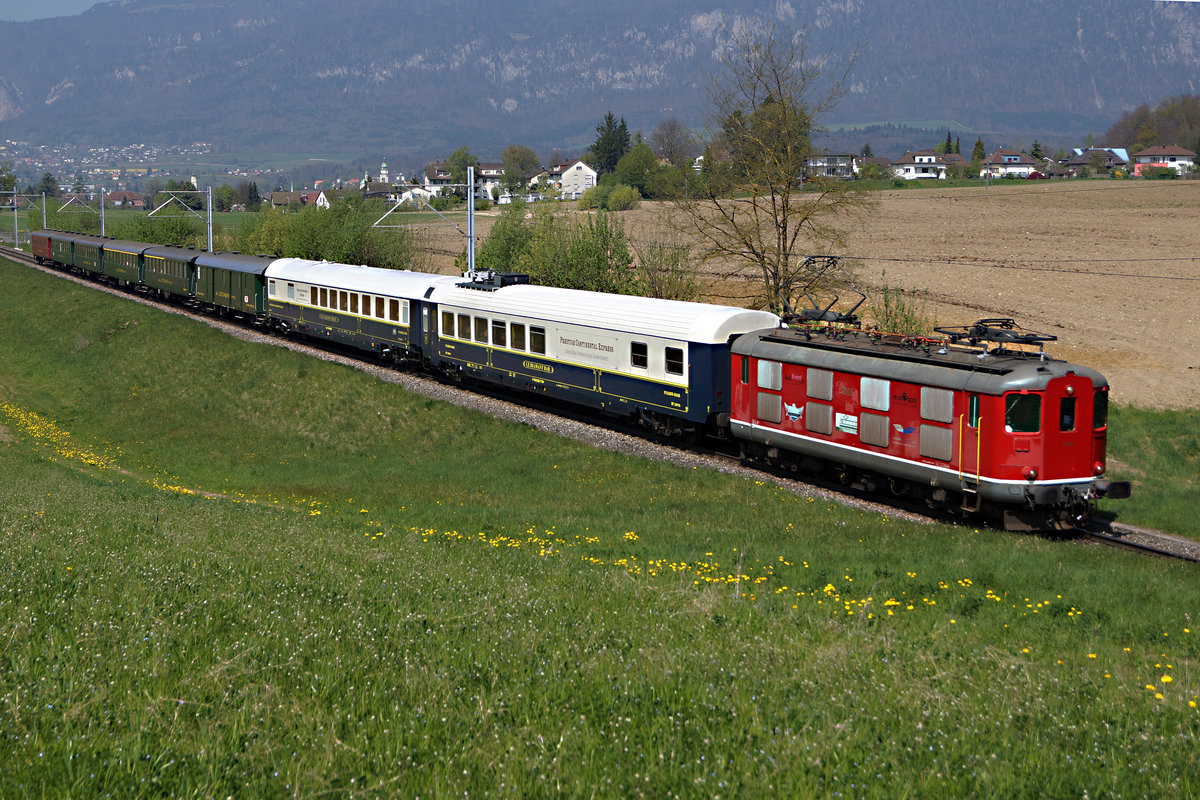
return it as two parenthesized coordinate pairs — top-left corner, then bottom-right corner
(0, 259), (1197, 798)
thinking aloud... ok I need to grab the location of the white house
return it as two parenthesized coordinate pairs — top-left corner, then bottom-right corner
(892, 150), (948, 180)
(981, 149), (1039, 179)
(1132, 145), (1197, 176)
(554, 160), (597, 198)
(805, 154), (857, 179)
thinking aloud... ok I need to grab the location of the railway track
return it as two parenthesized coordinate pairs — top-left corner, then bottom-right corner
(4, 243), (1198, 563)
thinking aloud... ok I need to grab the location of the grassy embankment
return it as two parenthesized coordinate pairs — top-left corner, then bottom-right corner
(1, 259), (1197, 798)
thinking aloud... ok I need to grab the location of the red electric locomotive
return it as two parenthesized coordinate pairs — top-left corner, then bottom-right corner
(728, 318), (1130, 529)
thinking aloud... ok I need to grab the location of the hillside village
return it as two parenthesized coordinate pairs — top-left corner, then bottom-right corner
(3, 135), (1197, 214)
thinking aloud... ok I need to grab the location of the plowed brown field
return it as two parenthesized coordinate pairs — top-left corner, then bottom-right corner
(433, 180), (1200, 409)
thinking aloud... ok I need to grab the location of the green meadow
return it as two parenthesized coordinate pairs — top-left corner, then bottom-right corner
(1, 259), (1197, 798)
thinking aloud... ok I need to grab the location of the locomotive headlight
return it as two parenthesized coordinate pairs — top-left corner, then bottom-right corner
(1022, 467), (1038, 481)
(1066, 385), (1075, 395)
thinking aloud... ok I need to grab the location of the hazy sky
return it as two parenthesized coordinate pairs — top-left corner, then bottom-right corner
(0, 0), (99, 21)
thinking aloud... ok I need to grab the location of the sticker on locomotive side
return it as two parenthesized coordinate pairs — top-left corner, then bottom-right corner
(836, 413), (858, 435)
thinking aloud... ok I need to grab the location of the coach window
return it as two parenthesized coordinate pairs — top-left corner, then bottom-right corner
(350, 293), (359, 314)
(631, 342), (648, 369)
(530, 326), (546, 355)
(457, 313), (471, 339)
(287, 283), (295, 300)
(340, 291), (349, 311)
(665, 347), (684, 376)
(511, 322), (526, 351)
(1093, 391), (1109, 430)
(269, 280), (277, 297)
(474, 317), (489, 343)
(1004, 393), (1041, 433)
(442, 311), (454, 334)
(373, 297), (383, 318)
(1059, 397), (1076, 432)
(391, 299), (402, 323)
(492, 319), (507, 348)
(362, 294), (371, 315)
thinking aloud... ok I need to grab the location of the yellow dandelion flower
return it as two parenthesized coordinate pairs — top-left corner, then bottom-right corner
(1162, 675), (1174, 684)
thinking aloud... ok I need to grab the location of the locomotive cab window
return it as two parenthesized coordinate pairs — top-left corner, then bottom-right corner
(665, 347), (684, 376)
(1004, 393), (1041, 433)
(1059, 397), (1076, 431)
(1093, 391), (1109, 430)
(968, 395), (981, 428)
(631, 342), (648, 369)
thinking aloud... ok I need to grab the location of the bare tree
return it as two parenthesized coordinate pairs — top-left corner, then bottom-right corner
(673, 23), (871, 314)
(649, 117), (698, 168)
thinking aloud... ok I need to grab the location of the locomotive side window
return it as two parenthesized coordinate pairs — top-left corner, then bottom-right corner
(511, 323), (526, 351)
(665, 347), (684, 376)
(860, 412), (890, 447)
(492, 319), (507, 348)
(631, 342), (648, 369)
(806, 402), (833, 435)
(1093, 391), (1109, 430)
(758, 360), (782, 391)
(741, 356), (750, 384)
(1059, 397), (1076, 431)
(861, 378), (890, 411)
(457, 313), (470, 340)
(921, 387), (954, 423)
(758, 393), (782, 423)
(1004, 393), (1041, 433)
(808, 369), (833, 401)
(530, 326), (546, 354)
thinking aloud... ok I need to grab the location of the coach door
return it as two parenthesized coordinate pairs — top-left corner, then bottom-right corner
(958, 394), (983, 486)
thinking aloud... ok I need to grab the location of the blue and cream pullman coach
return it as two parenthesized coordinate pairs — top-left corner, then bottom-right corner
(427, 278), (780, 429)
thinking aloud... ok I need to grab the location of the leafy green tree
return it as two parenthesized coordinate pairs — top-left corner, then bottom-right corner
(476, 199), (535, 272)
(446, 146), (479, 195)
(590, 112), (630, 175)
(37, 172), (60, 197)
(669, 22), (870, 313)
(613, 142), (659, 197)
(500, 144), (540, 196)
(972, 138), (986, 162)
(214, 184), (236, 212)
(519, 207), (636, 294)
(0, 160), (14, 193)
